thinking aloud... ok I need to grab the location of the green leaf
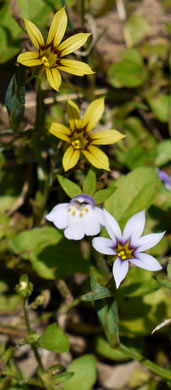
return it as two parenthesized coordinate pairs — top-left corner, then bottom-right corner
(96, 336), (130, 361)
(39, 323), (70, 353)
(105, 167), (160, 227)
(119, 267), (171, 336)
(148, 94), (170, 122)
(90, 268), (119, 347)
(127, 14), (151, 45)
(83, 169), (96, 196)
(94, 187), (116, 204)
(141, 41), (169, 59)
(5, 66), (26, 130)
(155, 140), (171, 166)
(108, 48), (146, 88)
(155, 276), (171, 289)
(167, 263), (171, 279)
(0, 3), (22, 63)
(57, 175), (82, 198)
(114, 116), (157, 169)
(10, 226), (89, 279)
(54, 372), (74, 385)
(0, 295), (22, 314)
(81, 286), (112, 302)
(63, 355), (96, 390)
(17, 0), (55, 24)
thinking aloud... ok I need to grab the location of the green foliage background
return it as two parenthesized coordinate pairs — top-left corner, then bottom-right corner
(0, 0), (171, 389)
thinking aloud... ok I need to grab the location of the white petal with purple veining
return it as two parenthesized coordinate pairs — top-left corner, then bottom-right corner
(123, 210), (145, 244)
(92, 237), (115, 255)
(104, 209), (122, 243)
(130, 252), (162, 271)
(136, 231), (165, 252)
(113, 257), (129, 288)
(46, 203), (68, 229)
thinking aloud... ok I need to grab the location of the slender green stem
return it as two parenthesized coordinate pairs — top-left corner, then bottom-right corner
(58, 297), (81, 314)
(120, 343), (171, 381)
(25, 73), (36, 86)
(23, 299), (44, 371)
(35, 77), (45, 133)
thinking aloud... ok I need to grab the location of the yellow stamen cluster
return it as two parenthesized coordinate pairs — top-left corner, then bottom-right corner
(115, 242), (134, 261)
(68, 205), (89, 218)
(41, 56), (50, 67)
(71, 130), (89, 150)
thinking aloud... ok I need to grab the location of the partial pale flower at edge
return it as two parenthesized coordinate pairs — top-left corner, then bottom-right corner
(46, 194), (104, 240)
(158, 169), (171, 191)
(49, 98), (125, 171)
(92, 209), (165, 289)
(17, 7), (94, 91)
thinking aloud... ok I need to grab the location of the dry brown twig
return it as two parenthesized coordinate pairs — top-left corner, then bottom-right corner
(10, 0), (25, 30)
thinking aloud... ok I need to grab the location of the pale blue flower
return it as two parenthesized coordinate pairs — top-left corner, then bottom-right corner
(158, 169), (171, 191)
(92, 210), (165, 288)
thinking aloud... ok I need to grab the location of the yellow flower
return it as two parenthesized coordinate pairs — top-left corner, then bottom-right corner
(49, 98), (125, 171)
(17, 8), (93, 91)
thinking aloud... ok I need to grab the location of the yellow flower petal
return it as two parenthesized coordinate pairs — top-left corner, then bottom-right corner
(46, 68), (62, 91)
(82, 145), (110, 171)
(58, 33), (91, 57)
(46, 8), (67, 47)
(82, 98), (104, 133)
(91, 130), (125, 145)
(58, 59), (94, 76)
(49, 122), (71, 142)
(17, 51), (42, 66)
(67, 100), (80, 131)
(63, 146), (80, 171)
(24, 18), (45, 49)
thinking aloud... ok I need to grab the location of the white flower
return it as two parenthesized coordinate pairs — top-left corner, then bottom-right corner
(92, 210), (165, 289)
(46, 194), (104, 240)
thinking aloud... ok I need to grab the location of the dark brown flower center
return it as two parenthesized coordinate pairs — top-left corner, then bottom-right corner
(70, 128), (91, 150)
(39, 44), (61, 68)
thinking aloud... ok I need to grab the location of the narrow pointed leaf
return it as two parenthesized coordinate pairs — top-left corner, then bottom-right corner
(81, 286), (112, 302)
(94, 187), (116, 204)
(57, 175), (82, 198)
(5, 65), (26, 130)
(83, 169), (96, 196)
(90, 268), (119, 347)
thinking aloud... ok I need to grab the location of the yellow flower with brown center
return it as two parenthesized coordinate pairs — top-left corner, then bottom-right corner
(49, 98), (125, 171)
(17, 8), (93, 91)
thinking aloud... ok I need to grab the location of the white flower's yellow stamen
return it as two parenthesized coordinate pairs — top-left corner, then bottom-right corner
(115, 241), (134, 261)
(80, 207), (89, 218)
(68, 206), (77, 216)
(69, 202), (90, 219)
